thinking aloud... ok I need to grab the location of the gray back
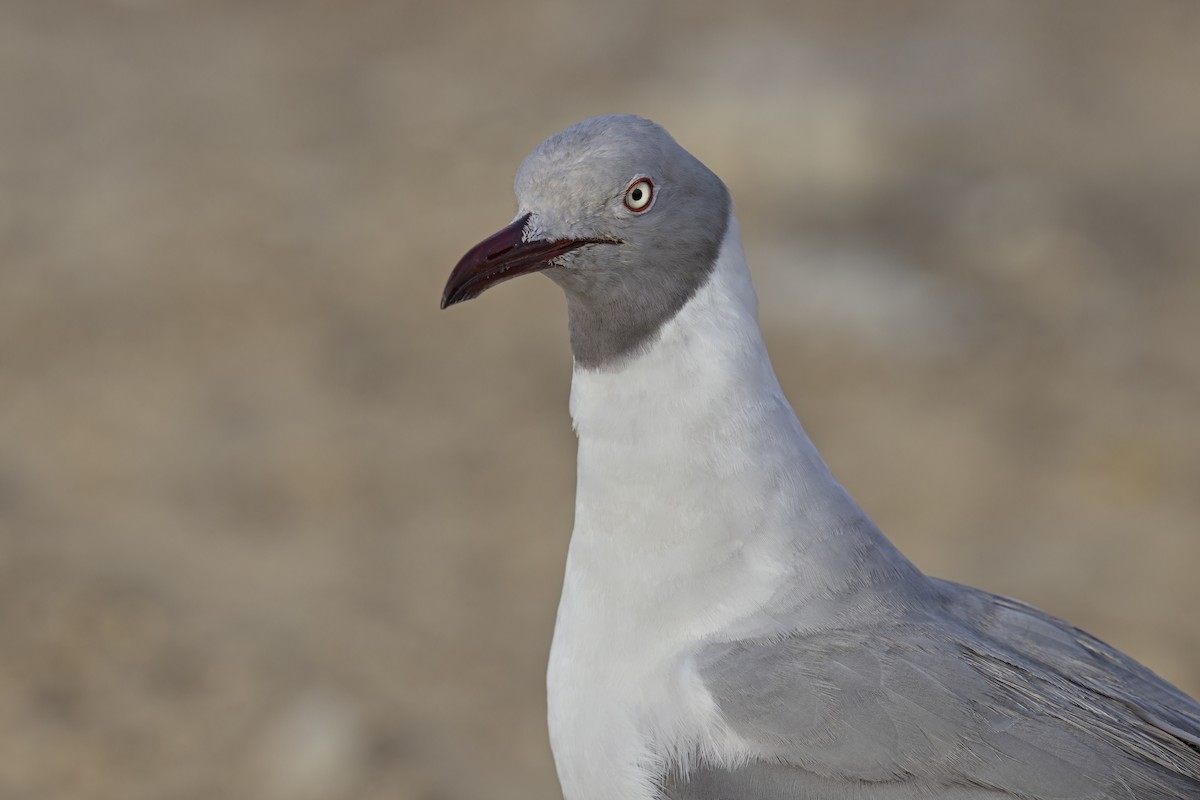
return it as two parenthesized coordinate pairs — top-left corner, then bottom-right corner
(660, 579), (1200, 799)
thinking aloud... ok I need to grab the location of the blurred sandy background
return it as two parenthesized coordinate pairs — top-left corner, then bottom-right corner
(1, 1), (1198, 798)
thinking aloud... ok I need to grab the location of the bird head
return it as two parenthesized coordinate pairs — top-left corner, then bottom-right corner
(441, 115), (730, 367)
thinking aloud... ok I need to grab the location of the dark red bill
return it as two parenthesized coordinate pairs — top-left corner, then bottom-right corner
(441, 214), (614, 309)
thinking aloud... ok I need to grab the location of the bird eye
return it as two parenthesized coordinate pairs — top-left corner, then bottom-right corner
(623, 178), (654, 212)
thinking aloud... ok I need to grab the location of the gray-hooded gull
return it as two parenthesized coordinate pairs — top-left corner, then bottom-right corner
(440, 114), (1200, 800)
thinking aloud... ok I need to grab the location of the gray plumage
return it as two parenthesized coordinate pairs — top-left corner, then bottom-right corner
(662, 535), (1200, 798)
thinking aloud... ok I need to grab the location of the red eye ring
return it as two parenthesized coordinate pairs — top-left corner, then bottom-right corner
(624, 178), (654, 212)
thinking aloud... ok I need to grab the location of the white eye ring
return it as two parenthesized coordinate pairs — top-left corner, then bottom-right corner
(623, 178), (654, 212)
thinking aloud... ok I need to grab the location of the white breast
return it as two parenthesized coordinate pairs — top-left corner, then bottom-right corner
(546, 213), (865, 800)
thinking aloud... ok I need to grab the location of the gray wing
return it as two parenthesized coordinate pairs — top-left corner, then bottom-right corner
(666, 581), (1200, 799)
(934, 578), (1200, 752)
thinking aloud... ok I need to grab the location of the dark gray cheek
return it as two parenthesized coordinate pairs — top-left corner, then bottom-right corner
(544, 263), (592, 296)
(562, 216), (729, 370)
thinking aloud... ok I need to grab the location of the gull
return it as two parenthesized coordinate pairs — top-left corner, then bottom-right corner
(441, 115), (1200, 800)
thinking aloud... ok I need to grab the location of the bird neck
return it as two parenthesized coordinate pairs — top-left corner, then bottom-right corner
(565, 214), (898, 617)
(569, 213), (832, 492)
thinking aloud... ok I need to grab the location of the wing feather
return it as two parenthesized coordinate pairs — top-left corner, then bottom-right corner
(674, 581), (1200, 799)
